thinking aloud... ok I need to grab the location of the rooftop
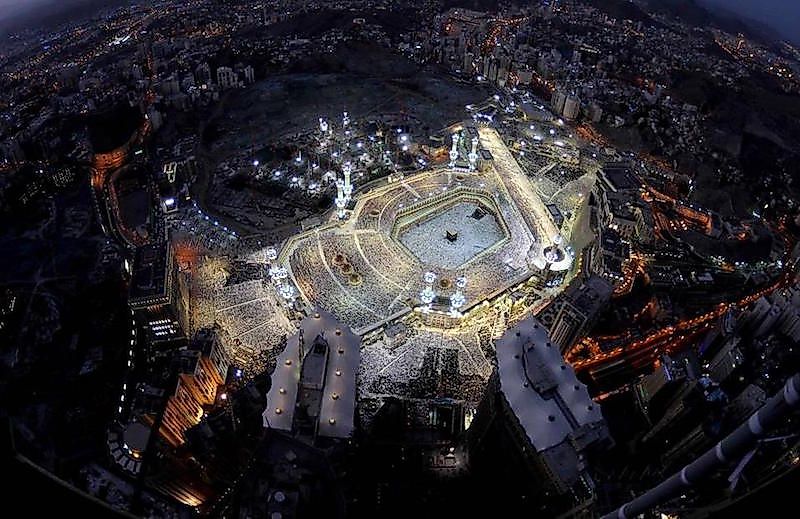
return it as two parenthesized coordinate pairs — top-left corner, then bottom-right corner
(495, 317), (606, 453)
(264, 309), (360, 439)
(129, 242), (171, 306)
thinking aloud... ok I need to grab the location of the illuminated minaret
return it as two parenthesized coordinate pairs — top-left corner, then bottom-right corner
(335, 179), (347, 219)
(449, 131), (460, 168)
(468, 136), (479, 171)
(342, 111), (350, 129)
(342, 161), (353, 199)
(449, 276), (467, 317)
(420, 271), (437, 312)
(319, 117), (328, 133)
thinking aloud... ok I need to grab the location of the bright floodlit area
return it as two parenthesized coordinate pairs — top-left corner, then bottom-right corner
(397, 202), (506, 269)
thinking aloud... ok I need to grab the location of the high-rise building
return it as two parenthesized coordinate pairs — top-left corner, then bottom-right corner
(216, 66), (238, 89)
(156, 342), (227, 447)
(543, 275), (612, 354)
(563, 94), (581, 120)
(129, 241), (190, 347)
(707, 337), (744, 384)
(0, 135), (25, 163)
(588, 102), (603, 123)
(463, 50), (474, 74)
(243, 65), (255, 84)
(263, 309), (360, 442)
(469, 317), (612, 513)
(551, 90), (567, 114)
(195, 62), (211, 85)
(634, 352), (701, 422)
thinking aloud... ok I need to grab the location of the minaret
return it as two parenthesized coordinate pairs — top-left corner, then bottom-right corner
(342, 161), (353, 199)
(336, 178), (345, 200)
(335, 179), (347, 219)
(449, 131), (460, 168)
(342, 111), (351, 142)
(266, 246), (278, 264)
(468, 136), (479, 171)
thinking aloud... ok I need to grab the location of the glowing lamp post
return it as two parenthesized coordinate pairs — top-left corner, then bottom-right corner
(420, 271), (437, 312)
(278, 283), (295, 302)
(449, 276), (467, 317)
(270, 266), (288, 285)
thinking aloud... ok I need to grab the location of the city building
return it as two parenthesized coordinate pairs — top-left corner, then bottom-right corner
(129, 241), (190, 347)
(216, 66), (238, 90)
(541, 275), (613, 353)
(563, 94), (581, 120)
(551, 90), (567, 114)
(634, 352), (701, 422)
(469, 316), (612, 513)
(146, 337), (228, 448)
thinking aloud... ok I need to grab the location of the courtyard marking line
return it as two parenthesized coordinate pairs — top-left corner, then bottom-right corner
(215, 296), (268, 313)
(353, 231), (405, 292)
(453, 336), (480, 375)
(376, 342), (412, 375)
(401, 179), (422, 199)
(388, 274), (417, 313)
(537, 161), (557, 177)
(230, 320), (272, 341)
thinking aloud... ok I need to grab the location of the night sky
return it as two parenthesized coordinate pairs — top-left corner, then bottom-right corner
(0, 1), (798, 43)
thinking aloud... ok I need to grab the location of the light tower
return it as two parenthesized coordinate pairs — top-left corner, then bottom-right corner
(342, 161), (353, 199)
(420, 271), (437, 312)
(342, 111), (351, 142)
(468, 136), (479, 172)
(268, 265), (296, 304)
(335, 179), (347, 219)
(449, 276), (467, 317)
(278, 282), (296, 303)
(319, 117), (328, 133)
(449, 131), (460, 168)
(269, 265), (288, 285)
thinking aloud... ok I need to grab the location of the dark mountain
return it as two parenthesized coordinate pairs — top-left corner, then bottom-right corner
(642, 0), (779, 46)
(441, 0), (501, 11)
